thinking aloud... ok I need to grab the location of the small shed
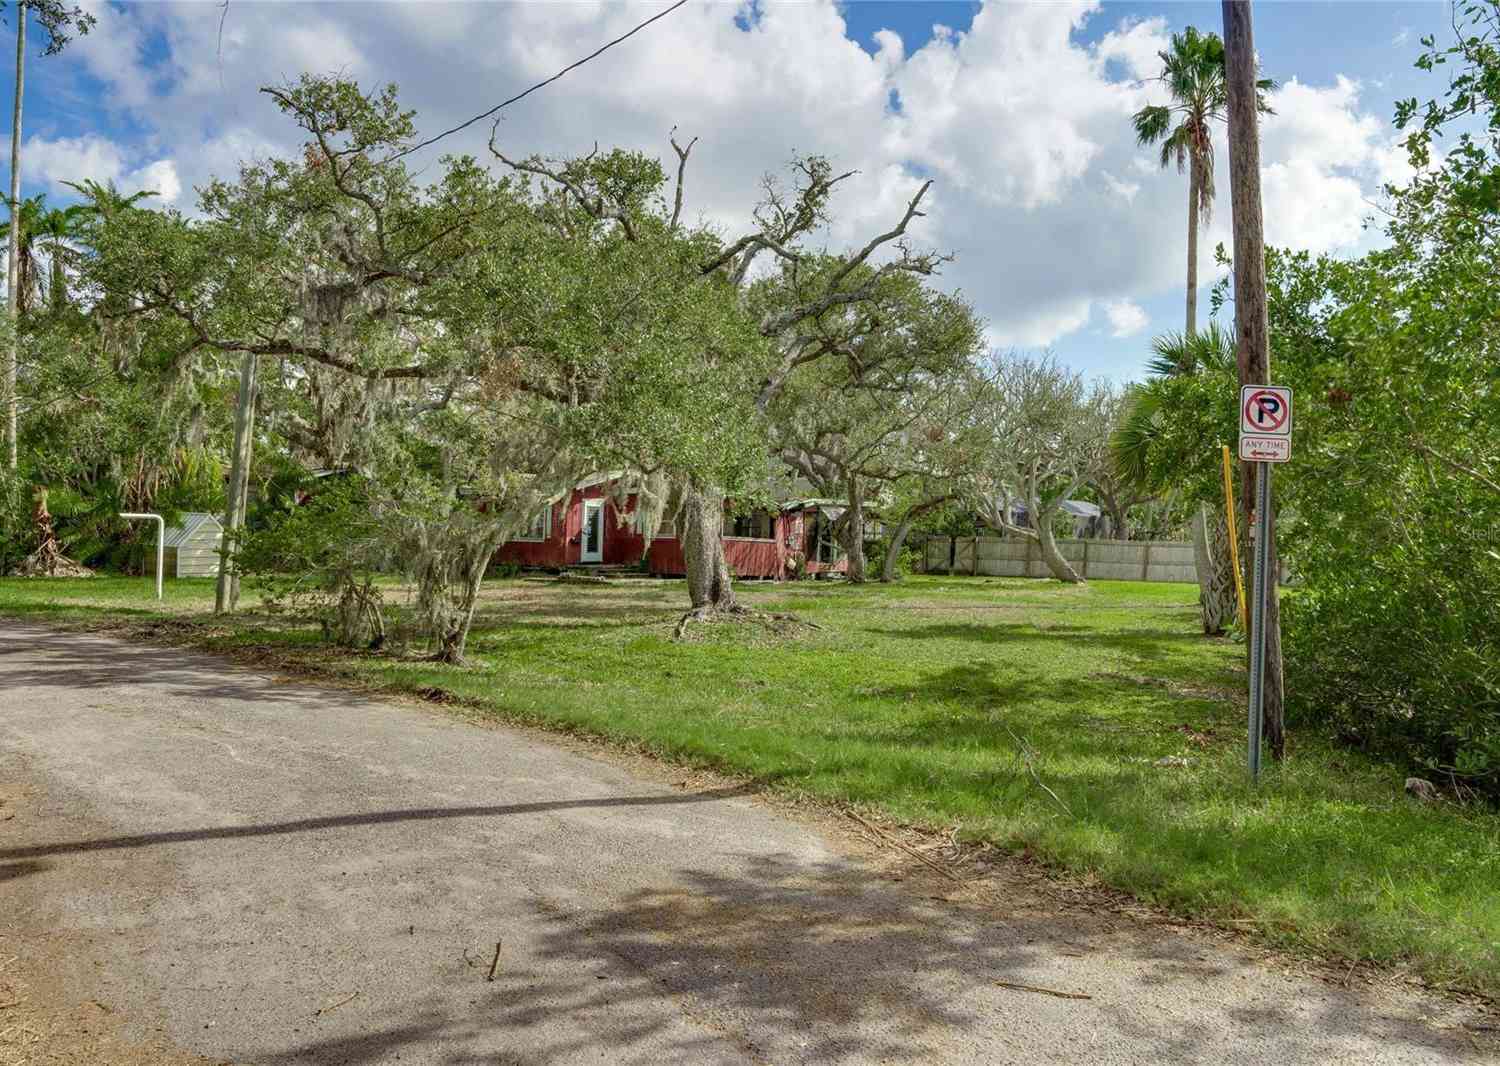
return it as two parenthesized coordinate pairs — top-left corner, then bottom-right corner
(152, 512), (225, 578)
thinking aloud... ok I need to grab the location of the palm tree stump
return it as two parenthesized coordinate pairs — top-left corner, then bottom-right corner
(16, 486), (91, 577)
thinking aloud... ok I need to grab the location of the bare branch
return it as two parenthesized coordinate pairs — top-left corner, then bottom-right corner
(826, 179), (933, 290)
(489, 129), (636, 241)
(669, 127), (698, 232)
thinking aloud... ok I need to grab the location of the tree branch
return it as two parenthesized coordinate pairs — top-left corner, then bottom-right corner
(669, 127), (697, 233)
(826, 179), (933, 290)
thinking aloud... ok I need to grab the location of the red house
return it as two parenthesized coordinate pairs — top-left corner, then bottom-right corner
(492, 476), (854, 580)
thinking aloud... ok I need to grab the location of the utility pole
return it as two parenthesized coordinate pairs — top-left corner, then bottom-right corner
(215, 350), (258, 614)
(5, 3), (26, 471)
(1223, 0), (1285, 761)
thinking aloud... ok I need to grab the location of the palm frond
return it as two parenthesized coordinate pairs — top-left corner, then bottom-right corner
(1110, 384), (1170, 490)
(1147, 322), (1236, 377)
(1148, 331), (1191, 377)
(1133, 104), (1173, 147)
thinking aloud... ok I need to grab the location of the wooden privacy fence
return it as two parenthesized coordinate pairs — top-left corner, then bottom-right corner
(921, 536), (1197, 583)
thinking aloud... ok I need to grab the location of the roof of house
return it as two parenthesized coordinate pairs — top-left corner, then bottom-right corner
(780, 498), (844, 512)
(1060, 499), (1103, 519)
(1011, 499), (1102, 520)
(162, 512), (224, 548)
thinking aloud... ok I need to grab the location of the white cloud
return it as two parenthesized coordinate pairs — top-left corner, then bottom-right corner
(13, 134), (182, 204)
(1103, 299), (1149, 338)
(1247, 76), (1406, 255)
(1095, 16), (1169, 82)
(988, 300), (1092, 349)
(126, 160), (182, 205)
(1100, 170), (1141, 203)
(18, 0), (1410, 373)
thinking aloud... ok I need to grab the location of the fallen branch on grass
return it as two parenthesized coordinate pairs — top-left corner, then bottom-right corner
(486, 940), (503, 981)
(1004, 725), (1073, 818)
(845, 808), (967, 886)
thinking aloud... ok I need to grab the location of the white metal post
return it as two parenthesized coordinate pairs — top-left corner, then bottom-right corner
(120, 512), (164, 600)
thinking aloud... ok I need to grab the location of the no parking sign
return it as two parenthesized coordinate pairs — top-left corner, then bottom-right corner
(1238, 385), (1292, 462)
(1236, 383), (1292, 782)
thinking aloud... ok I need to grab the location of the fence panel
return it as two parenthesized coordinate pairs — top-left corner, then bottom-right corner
(975, 537), (1027, 577)
(922, 536), (952, 573)
(945, 536), (1198, 584)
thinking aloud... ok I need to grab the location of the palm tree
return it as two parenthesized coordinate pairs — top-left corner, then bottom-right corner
(1112, 323), (1236, 486)
(2, 194), (45, 315)
(32, 200), (89, 312)
(5, 0), (97, 470)
(1111, 325), (1240, 633)
(1133, 27), (1272, 338)
(62, 177), (159, 219)
(1, 194), (90, 314)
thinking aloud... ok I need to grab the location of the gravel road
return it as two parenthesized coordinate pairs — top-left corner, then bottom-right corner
(0, 622), (1489, 1064)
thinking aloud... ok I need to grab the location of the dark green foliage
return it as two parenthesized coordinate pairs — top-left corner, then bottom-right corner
(1283, 471), (1499, 790)
(863, 535), (919, 580)
(238, 478), (391, 648)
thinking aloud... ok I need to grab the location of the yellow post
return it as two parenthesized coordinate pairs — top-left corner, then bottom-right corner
(1221, 443), (1247, 624)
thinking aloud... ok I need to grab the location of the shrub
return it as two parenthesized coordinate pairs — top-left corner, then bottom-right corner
(1282, 471), (1500, 794)
(238, 478), (393, 648)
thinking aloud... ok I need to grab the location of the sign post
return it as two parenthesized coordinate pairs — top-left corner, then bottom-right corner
(1238, 385), (1291, 780)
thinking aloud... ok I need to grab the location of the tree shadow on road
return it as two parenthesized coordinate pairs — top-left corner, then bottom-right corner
(259, 854), (1484, 1066)
(0, 787), (763, 862)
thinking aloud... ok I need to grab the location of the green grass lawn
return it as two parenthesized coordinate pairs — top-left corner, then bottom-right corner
(3, 572), (1497, 995)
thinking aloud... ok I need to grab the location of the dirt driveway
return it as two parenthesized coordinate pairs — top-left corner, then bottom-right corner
(0, 622), (1490, 1064)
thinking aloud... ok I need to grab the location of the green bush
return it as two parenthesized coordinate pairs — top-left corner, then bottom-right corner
(238, 477), (393, 648)
(1282, 473), (1500, 793)
(866, 536), (920, 580)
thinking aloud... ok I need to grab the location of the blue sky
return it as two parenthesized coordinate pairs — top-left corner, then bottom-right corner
(2, 1), (1458, 380)
(835, 0), (1450, 373)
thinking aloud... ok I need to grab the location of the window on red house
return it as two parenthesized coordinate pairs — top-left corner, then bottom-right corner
(729, 509), (774, 540)
(516, 506), (551, 541)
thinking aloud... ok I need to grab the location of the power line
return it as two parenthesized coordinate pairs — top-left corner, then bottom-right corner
(387, 0), (690, 163)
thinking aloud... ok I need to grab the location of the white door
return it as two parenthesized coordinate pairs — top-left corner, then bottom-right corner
(580, 500), (604, 563)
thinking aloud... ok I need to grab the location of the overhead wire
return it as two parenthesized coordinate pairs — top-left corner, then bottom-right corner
(385, 0), (690, 163)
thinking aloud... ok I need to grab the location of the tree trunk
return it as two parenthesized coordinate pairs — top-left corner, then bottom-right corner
(1223, 0), (1285, 759)
(881, 495), (951, 582)
(1102, 490), (1131, 541)
(215, 350), (258, 614)
(1035, 502), (1084, 583)
(48, 243), (65, 313)
(1191, 501), (1235, 634)
(434, 558), (486, 665)
(1185, 153), (1201, 338)
(16, 484), (90, 576)
(681, 484), (736, 612)
(4, 9), (25, 471)
(881, 515), (915, 583)
(842, 474), (866, 584)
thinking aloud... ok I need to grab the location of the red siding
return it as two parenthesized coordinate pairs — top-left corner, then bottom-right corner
(646, 535), (786, 579)
(492, 500), (568, 568)
(493, 483), (649, 570)
(647, 509), (790, 580)
(497, 487), (846, 580)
